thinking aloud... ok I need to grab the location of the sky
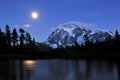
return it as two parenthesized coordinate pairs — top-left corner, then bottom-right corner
(0, 0), (120, 42)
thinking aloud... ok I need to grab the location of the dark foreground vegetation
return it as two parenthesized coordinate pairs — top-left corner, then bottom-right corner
(0, 25), (36, 56)
(50, 29), (120, 60)
(0, 25), (120, 60)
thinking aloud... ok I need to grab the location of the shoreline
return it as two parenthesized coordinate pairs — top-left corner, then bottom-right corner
(0, 54), (120, 61)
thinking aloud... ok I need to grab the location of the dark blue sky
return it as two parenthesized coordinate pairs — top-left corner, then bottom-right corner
(0, 0), (120, 42)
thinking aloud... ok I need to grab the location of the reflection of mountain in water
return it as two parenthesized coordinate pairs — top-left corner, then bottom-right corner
(0, 60), (120, 80)
(49, 60), (119, 80)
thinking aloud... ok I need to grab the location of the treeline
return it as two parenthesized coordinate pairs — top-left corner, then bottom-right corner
(1, 25), (120, 59)
(0, 25), (36, 55)
(51, 30), (120, 58)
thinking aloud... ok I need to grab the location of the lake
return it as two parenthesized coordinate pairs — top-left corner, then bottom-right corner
(0, 59), (120, 80)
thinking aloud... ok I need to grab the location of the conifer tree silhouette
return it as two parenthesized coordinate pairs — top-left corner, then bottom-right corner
(0, 28), (2, 46)
(19, 28), (25, 46)
(12, 28), (18, 46)
(84, 32), (90, 46)
(32, 38), (36, 46)
(25, 31), (32, 45)
(115, 29), (120, 41)
(5, 25), (11, 46)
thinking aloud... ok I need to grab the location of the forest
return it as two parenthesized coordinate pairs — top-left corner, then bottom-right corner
(0, 25), (120, 59)
(51, 29), (120, 59)
(0, 25), (36, 56)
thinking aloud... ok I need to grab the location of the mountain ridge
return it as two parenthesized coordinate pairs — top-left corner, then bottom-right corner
(45, 22), (114, 48)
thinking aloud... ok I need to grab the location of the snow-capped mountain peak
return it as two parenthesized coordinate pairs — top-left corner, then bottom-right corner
(45, 22), (114, 48)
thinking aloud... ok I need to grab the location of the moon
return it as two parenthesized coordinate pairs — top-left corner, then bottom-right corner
(31, 11), (38, 19)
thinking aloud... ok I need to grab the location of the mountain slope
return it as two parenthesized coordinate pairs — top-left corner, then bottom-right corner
(45, 22), (114, 48)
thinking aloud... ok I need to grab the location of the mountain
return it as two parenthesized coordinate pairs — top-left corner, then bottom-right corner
(45, 22), (114, 48)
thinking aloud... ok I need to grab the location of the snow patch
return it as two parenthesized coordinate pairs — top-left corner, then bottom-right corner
(45, 21), (115, 48)
(49, 44), (58, 49)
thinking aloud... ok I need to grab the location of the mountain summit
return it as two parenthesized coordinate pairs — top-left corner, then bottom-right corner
(45, 22), (114, 48)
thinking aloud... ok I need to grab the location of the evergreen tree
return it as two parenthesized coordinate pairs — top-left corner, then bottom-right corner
(5, 25), (11, 46)
(0, 29), (6, 46)
(106, 35), (111, 41)
(1, 32), (7, 46)
(25, 31), (32, 45)
(12, 28), (18, 46)
(84, 32), (90, 46)
(115, 29), (120, 41)
(0, 28), (2, 45)
(74, 42), (79, 50)
(32, 38), (36, 46)
(0, 28), (1, 36)
(115, 29), (120, 51)
(19, 28), (25, 46)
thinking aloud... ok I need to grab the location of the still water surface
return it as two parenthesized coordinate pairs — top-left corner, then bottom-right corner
(0, 59), (120, 80)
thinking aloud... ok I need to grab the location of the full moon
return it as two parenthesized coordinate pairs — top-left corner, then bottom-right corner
(31, 11), (38, 19)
